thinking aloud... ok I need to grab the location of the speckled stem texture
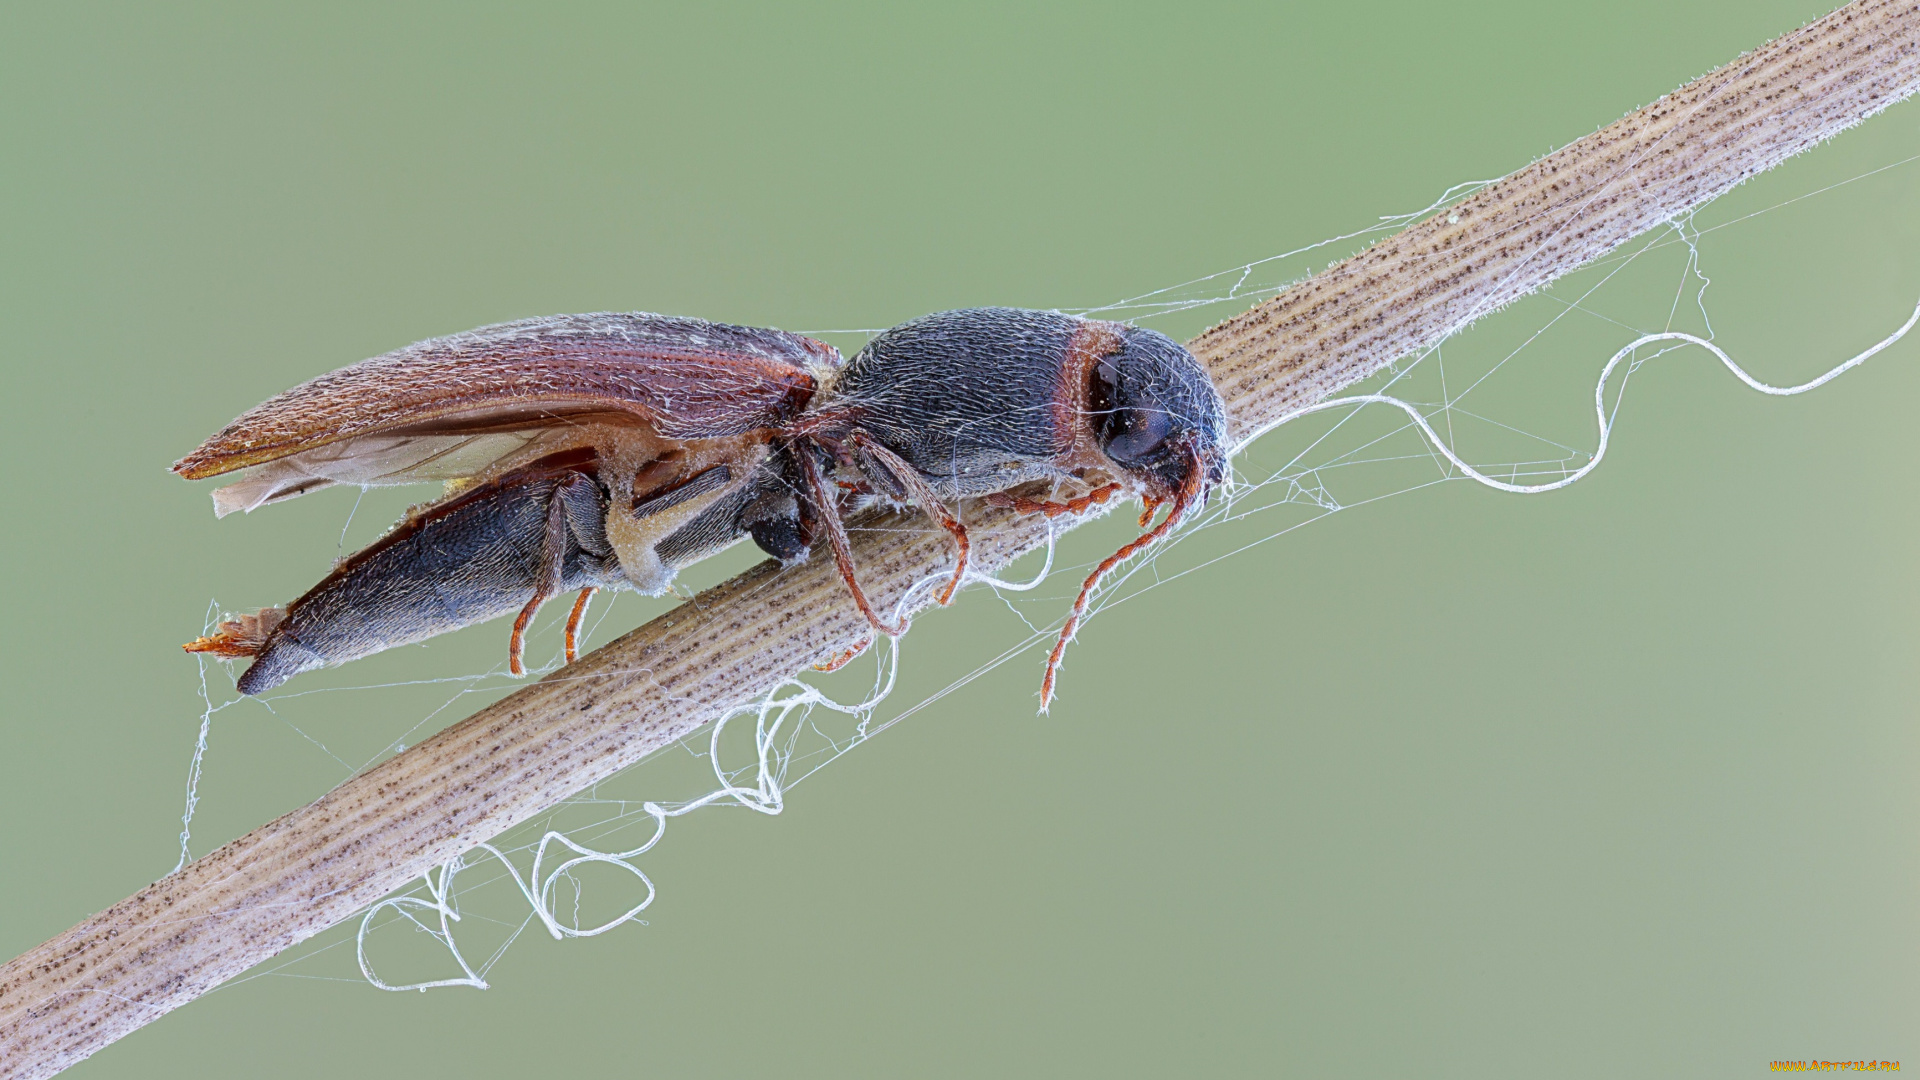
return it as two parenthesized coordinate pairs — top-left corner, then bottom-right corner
(4, 2), (1916, 1075)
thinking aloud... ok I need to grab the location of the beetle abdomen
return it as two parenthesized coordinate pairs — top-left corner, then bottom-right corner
(232, 468), (623, 694)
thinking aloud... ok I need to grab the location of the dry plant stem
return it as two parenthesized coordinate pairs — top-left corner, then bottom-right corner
(2, 3), (1916, 1075)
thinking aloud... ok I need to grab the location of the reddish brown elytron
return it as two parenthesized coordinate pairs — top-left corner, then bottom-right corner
(178, 307), (1228, 706)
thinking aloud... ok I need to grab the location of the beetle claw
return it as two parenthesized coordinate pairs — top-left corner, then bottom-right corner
(812, 635), (874, 673)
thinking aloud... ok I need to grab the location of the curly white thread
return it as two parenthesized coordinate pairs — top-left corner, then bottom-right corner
(318, 153), (1918, 990)
(355, 637), (902, 992)
(1284, 298), (1920, 495)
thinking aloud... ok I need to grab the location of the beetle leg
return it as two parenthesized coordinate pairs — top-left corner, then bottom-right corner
(507, 472), (589, 676)
(798, 444), (904, 637)
(507, 601), (541, 676)
(563, 587), (597, 664)
(1137, 496), (1162, 529)
(204, 464), (620, 695)
(812, 634), (873, 673)
(848, 434), (969, 606)
(983, 482), (1121, 518)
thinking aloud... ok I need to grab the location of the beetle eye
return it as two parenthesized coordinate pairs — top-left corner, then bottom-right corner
(1103, 406), (1173, 464)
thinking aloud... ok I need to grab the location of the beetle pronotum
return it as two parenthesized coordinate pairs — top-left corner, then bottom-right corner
(178, 307), (1229, 705)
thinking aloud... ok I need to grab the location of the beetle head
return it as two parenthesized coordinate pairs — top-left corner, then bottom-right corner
(1090, 326), (1229, 502)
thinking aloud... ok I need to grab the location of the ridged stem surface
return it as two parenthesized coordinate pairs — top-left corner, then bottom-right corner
(2, 2), (1916, 1074)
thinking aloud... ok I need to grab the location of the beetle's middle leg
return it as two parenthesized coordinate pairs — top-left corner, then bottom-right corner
(798, 445), (904, 637)
(199, 462), (622, 696)
(847, 433), (969, 606)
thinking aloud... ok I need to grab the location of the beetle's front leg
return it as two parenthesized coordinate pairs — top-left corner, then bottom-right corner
(981, 482), (1121, 518)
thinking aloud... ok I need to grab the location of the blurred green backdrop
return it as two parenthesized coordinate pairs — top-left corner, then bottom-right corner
(2, 2), (1917, 1077)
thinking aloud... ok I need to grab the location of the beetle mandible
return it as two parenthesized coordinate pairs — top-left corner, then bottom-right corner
(177, 307), (1229, 705)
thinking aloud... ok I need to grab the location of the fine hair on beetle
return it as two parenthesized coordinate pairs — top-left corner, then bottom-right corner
(176, 307), (1229, 706)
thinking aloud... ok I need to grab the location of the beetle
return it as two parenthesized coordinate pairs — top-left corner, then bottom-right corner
(177, 307), (1229, 704)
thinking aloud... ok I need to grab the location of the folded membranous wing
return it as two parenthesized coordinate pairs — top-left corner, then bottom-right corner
(178, 313), (843, 692)
(172, 312), (839, 486)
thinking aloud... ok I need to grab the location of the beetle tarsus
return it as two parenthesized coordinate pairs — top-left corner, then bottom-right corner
(933, 515), (969, 605)
(507, 472), (589, 677)
(564, 587), (596, 664)
(1136, 497), (1162, 529)
(984, 482), (1121, 518)
(507, 595), (543, 676)
(812, 635), (873, 673)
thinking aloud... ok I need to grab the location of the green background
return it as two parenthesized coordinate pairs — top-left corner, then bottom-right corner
(3, 1), (1917, 1076)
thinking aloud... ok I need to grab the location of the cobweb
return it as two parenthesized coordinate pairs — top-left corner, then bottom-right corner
(173, 134), (1919, 994)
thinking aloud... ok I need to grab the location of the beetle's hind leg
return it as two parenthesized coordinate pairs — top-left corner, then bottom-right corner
(563, 587), (597, 664)
(505, 474), (587, 676)
(210, 464), (621, 695)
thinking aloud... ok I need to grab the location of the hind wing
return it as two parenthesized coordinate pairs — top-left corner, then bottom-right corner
(173, 312), (835, 484)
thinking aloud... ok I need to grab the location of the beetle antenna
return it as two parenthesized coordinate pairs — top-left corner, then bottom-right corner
(1040, 440), (1207, 710)
(799, 444), (906, 637)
